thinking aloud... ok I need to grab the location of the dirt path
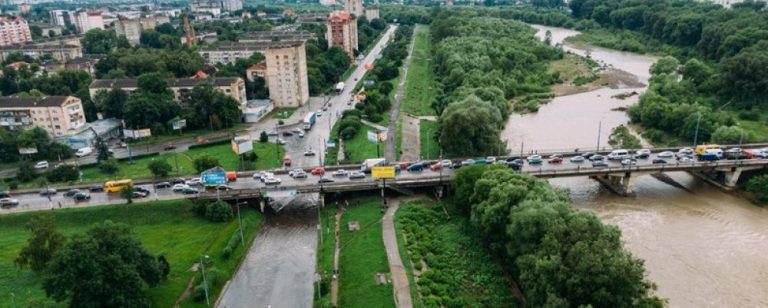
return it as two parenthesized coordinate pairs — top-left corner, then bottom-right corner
(331, 212), (342, 306)
(382, 201), (413, 308)
(384, 28), (418, 162)
(400, 114), (420, 162)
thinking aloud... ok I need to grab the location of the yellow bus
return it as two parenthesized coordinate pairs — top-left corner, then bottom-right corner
(695, 144), (720, 155)
(104, 179), (133, 193)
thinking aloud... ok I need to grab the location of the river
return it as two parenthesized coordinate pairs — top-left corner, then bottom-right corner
(518, 25), (768, 307)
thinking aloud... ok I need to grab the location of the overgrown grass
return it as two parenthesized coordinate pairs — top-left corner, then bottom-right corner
(126, 124), (249, 147)
(343, 124), (387, 163)
(314, 202), (338, 308)
(419, 120), (440, 160)
(566, 28), (685, 57)
(396, 200), (516, 307)
(272, 107), (298, 120)
(0, 199), (262, 307)
(402, 25), (437, 116)
(338, 197), (394, 308)
(394, 202), (422, 308)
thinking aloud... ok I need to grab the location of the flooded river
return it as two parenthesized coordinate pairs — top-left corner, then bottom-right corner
(520, 25), (768, 307)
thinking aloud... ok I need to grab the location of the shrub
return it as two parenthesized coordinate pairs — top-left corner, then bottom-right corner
(221, 230), (241, 259)
(205, 200), (233, 222)
(193, 156), (219, 173)
(190, 199), (208, 216)
(46, 165), (79, 183)
(98, 158), (119, 174)
(148, 159), (172, 177)
(7, 180), (18, 190)
(642, 128), (665, 144)
(746, 175), (768, 204)
(17, 161), (37, 182)
(526, 100), (540, 112)
(738, 110), (760, 121)
(340, 126), (359, 140)
(259, 131), (268, 143)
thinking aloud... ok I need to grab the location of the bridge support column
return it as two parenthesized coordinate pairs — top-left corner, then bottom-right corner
(319, 192), (325, 209)
(259, 199), (265, 213)
(723, 167), (743, 188)
(591, 172), (635, 197)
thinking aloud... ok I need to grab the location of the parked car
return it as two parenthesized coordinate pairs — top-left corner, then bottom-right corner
(39, 188), (57, 196)
(570, 155), (585, 163)
(527, 155), (543, 164)
(181, 187), (199, 195)
(266, 130), (279, 136)
(652, 159), (668, 164)
(657, 151), (675, 158)
(299, 131), (305, 138)
(73, 192), (91, 202)
(88, 185), (104, 192)
(304, 149), (316, 156)
(264, 177), (282, 185)
(333, 169), (349, 177)
(548, 156), (563, 164)
(155, 182), (172, 188)
(172, 184), (190, 192)
(64, 189), (81, 197)
(282, 131), (294, 137)
(311, 167), (326, 176)
(34, 161), (49, 169)
(0, 198), (19, 207)
(318, 177), (335, 183)
(349, 171), (365, 179)
(276, 138), (286, 145)
(291, 128), (302, 134)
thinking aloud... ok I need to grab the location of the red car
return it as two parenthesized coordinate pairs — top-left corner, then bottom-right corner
(548, 156), (563, 164)
(430, 162), (442, 171)
(311, 167), (326, 176)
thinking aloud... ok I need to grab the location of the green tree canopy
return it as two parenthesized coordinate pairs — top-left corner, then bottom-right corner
(439, 96), (504, 157)
(184, 82), (243, 130)
(15, 216), (66, 273)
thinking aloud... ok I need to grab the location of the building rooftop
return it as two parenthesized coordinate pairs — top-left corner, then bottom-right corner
(328, 11), (353, 21)
(0, 96), (74, 108)
(90, 77), (242, 89)
(200, 41), (304, 52)
(0, 44), (80, 51)
(238, 31), (316, 42)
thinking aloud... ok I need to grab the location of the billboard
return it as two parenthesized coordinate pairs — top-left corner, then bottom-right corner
(371, 166), (395, 179)
(367, 131), (379, 143)
(231, 134), (253, 155)
(18, 147), (38, 154)
(124, 128), (152, 139)
(201, 167), (227, 186)
(172, 119), (187, 130)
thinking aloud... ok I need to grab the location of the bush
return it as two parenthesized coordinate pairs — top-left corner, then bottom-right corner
(205, 200), (234, 222)
(7, 180), (18, 190)
(526, 100), (540, 112)
(192, 284), (207, 302)
(17, 161), (37, 182)
(642, 128), (665, 144)
(193, 155), (219, 173)
(340, 126), (359, 140)
(190, 199), (209, 217)
(148, 159), (172, 177)
(98, 158), (119, 174)
(242, 151), (258, 161)
(187, 139), (230, 150)
(738, 110), (760, 121)
(46, 165), (79, 183)
(746, 175), (768, 204)
(259, 131), (268, 143)
(221, 230), (241, 259)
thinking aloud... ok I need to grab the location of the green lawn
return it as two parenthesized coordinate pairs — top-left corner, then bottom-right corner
(127, 124), (249, 147)
(419, 120), (440, 160)
(272, 107), (298, 120)
(343, 124), (387, 163)
(0, 200), (262, 307)
(338, 197), (394, 308)
(401, 25), (437, 116)
(20, 142), (284, 189)
(315, 203), (338, 308)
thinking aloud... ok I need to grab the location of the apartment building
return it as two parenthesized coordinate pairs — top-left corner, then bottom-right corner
(365, 6), (380, 20)
(0, 96), (85, 136)
(199, 41), (307, 65)
(74, 10), (104, 33)
(0, 44), (81, 62)
(221, 0), (243, 12)
(344, 0), (364, 17)
(264, 41), (309, 108)
(326, 11), (358, 61)
(114, 15), (165, 45)
(190, 1), (222, 18)
(89, 77), (247, 107)
(0, 16), (31, 46)
(238, 31), (316, 44)
(245, 62), (266, 82)
(49, 10), (72, 27)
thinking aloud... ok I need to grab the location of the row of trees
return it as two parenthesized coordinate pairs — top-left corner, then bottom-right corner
(452, 166), (665, 307)
(430, 13), (563, 156)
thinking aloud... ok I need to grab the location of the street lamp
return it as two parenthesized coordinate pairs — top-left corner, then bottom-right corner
(693, 112), (702, 147)
(199, 255), (210, 307)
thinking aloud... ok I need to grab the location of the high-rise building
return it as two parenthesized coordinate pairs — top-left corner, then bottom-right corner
(221, 0), (243, 12)
(0, 96), (86, 136)
(344, 0), (364, 17)
(264, 41), (309, 108)
(49, 10), (73, 27)
(74, 11), (104, 33)
(326, 11), (357, 61)
(365, 5), (380, 20)
(0, 16), (31, 46)
(114, 15), (164, 45)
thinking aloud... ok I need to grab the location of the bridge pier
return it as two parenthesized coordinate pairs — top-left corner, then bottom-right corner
(259, 199), (265, 213)
(723, 168), (743, 187)
(591, 172), (635, 197)
(690, 165), (756, 191)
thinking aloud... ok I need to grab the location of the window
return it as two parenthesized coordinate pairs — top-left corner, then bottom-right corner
(54, 125), (60, 129)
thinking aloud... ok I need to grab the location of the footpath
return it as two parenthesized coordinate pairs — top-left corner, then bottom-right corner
(382, 200), (413, 308)
(384, 28), (418, 162)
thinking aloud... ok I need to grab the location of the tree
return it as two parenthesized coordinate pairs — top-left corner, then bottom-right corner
(43, 221), (162, 307)
(650, 56), (680, 76)
(80, 29), (122, 54)
(99, 158), (119, 175)
(95, 136), (111, 162)
(123, 92), (179, 129)
(451, 165), (488, 215)
(193, 156), (219, 173)
(15, 216), (66, 273)
(439, 96), (504, 157)
(259, 131), (269, 143)
(93, 87), (128, 119)
(148, 159), (172, 177)
(46, 165), (79, 182)
(17, 160), (37, 182)
(711, 125), (745, 144)
(746, 175), (768, 204)
(205, 200), (234, 222)
(184, 82), (243, 130)
(608, 125), (642, 149)
(137, 72), (172, 97)
(120, 185), (134, 204)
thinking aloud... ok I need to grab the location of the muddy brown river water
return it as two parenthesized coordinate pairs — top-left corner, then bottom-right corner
(521, 25), (768, 307)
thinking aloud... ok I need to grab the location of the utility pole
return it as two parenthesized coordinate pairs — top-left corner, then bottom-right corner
(237, 200), (245, 248)
(596, 121), (602, 151)
(693, 112), (702, 147)
(199, 255), (210, 307)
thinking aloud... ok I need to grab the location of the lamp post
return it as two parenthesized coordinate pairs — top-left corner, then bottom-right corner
(199, 255), (210, 307)
(693, 112), (702, 147)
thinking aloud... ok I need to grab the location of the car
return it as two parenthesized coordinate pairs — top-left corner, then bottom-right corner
(680, 156), (695, 164)
(451, 162), (463, 169)
(163, 144), (177, 151)
(89, 185), (104, 192)
(172, 184), (190, 192)
(290, 169), (308, 178)
(570, 155), (586, 163)
(118, 141), (128, 148)
(64, 189), (81, 197)
(304, 149), (316, 156)
(299, 131), (305, 138)
(607, 149), (630, 160)
(217, 185), (231, 191)
(652, 159), (668, 164)
(636, 149), (652, 156)
(347, 101), (353, 106)
(264, 177), (282, 185)
(132, 191), (149, 198)
(318, 177), (335, 183)
(73, 192), (91, 202)
(171, 178), (186, 184)
(155, 182), (172, 188)
(633, 153), (650, 159)
(333, 169), (349, 177)
(486, 156), (497, 163)
(291, 128), (302, 134)
(621, 158), (637, 166)
(39, 188), (57, 196)
(505, 156), (522, 162)
(430, 162), (445, 171)
(186, 178), (203, 186)
(461, 159), (475, 166)
(257, 172), (275, 182)
(592, 160), (608, 168)
(282, 131), (294, 137)
(407, 163), (425, 172)
(0, 198), (19, 207)
(548, 156), (563, 164)
(311, 167), (326, 176)
(276, 138), (286, 145)
(349, 171), (365, 179)
(749, 149), (768, 158)
(581, 152), (597, 159)
(181, 187), (199, 195)
(527, 155), (543, 164)
(589, 154), (605, 161)
(34, 161), (49, 169)
(677, 147), (694, 157)
(266, 130), (279, 136)
(0, 192), (10, 198)
(317, 111), (323, 116)
(507, 159), (524, 171)
(133, 186), (151, 194)
(657, 151), (675, 158)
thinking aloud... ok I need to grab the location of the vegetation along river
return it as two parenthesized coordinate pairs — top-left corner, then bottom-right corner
(511, 25), (768, 307)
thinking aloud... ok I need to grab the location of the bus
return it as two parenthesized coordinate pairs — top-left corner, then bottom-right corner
(104, 179), (133, 193)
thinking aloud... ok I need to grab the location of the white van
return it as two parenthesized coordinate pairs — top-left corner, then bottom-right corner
(607, 149), (630, 160)
(705, 148), (724, 159)
(75, 146), (93, 157)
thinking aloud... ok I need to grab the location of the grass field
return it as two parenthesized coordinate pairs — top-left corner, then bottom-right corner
(20, 142), (284, 189)
(272, 108), (298, 120)
(338, 197), (394, 308)
(126, 124), (249, 147)
(420, 120), (440, 160)
(0, 200), (262, 307)
(401, 25), (436, 117)
(343, 124), (387, 163)
(314, 203), (339, 307)
(394, 202), (422, 308)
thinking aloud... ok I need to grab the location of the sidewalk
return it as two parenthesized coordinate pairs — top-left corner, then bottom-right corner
(382, 201), (413, 308)
(384, 26), (418, 162)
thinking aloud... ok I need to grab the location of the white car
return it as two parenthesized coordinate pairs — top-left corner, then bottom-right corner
(34, 161), (49, 169)
(569, 155), (585, 163)
(264, 177), (281, 185)
(680, 156), (695, 164)
(276, 138), (286, 145)
(172, 184), (190, 192)
(636, 149), (651, 155)
(440, 159), (452, 167)
(186, 178), (203, 186)
(751, 148), (768, 158)
(486, 156), (496, 163)
(289, 169), (307, 178)
(677, 147), (694, 157)
(333, 169), (349, 177)
(304, 149), (316, 156)
(657, 151), (675, 158)
(298, 131), (305, 138)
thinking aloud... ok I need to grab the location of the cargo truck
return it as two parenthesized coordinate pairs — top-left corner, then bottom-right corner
(303, 112), (316, 130)
(360, 158), (387, 173)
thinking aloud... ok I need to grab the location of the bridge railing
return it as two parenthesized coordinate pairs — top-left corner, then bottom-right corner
(523, 158), (768, 177)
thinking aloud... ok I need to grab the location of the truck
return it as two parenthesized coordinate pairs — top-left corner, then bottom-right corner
(335, 82), (345, 93)
(283, 154), (292, 167)
(360, 158), (387, 174)
(303, 112), (317, 130)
